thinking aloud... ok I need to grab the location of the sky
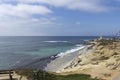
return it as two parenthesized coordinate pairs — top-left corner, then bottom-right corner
(0, 0), (120, 36)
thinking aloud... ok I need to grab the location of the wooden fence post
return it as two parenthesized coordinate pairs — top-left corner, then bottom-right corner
(9, 70), (13, 80)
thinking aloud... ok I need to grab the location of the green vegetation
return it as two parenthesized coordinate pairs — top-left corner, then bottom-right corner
(15, 69), (102, 80)
(99, 56), (109, 60)
(98, 39), (115, 46)
(54, 74), (101, 80)
(15, 69), (34, 80)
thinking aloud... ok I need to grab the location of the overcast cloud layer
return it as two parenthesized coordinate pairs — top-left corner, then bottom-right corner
(0, 0), (120, 36)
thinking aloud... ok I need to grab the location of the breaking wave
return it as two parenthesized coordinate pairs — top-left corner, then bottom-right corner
(56, 46), (85, 57)
(43, 41), (68, 43)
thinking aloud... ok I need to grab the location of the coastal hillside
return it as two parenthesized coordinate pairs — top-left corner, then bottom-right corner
(59, 39), (120, 80)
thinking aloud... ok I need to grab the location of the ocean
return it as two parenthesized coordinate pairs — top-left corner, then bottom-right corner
(0, 36), (99, 70)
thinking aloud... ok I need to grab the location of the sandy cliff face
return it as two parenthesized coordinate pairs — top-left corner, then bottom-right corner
(59, 40), (120, 80)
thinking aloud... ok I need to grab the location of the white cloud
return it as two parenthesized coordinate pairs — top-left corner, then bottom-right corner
(0, 4), (52, 18)
(0, 16), (58, 36)
(2, 0), (110, 12)
(0, 1), (59, 36)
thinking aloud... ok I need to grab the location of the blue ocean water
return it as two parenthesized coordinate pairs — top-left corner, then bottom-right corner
(0, 36), (99, 70)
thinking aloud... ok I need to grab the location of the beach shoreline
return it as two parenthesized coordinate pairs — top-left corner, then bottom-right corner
(45, 44), (93, 72)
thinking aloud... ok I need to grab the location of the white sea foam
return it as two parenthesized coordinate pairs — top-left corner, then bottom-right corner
(56, 46), (85, 58)
(75, 44), (82, 47)
(84, 40), (89, 42)
(43, 41), (68, 43)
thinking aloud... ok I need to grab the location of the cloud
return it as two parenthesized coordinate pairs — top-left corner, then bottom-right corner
(1, 0), (112, 12)
(0, 15), (59, 36)
(0, 4), (52, 18)
(0, 1), (59, 36)
(44, 0), (109, 12)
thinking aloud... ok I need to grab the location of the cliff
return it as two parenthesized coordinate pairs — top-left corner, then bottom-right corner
(59, 39), (120, 80)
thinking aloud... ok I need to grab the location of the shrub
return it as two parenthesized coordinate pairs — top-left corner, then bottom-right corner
(15, 69), (102, 80)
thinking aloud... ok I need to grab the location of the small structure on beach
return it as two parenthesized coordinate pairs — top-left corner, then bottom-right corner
(116, 31), (120, 40)
(98, 36), (103, 40)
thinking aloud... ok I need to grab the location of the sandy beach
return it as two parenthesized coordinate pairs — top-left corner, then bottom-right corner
(45, 39), (120, 80)
(45, 45), (93, 72)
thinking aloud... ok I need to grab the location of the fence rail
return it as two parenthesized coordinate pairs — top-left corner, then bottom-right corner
(0, 70), (14, 80)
